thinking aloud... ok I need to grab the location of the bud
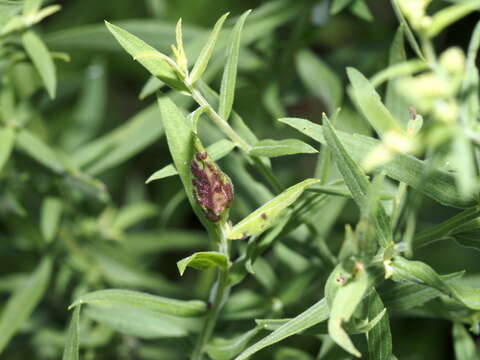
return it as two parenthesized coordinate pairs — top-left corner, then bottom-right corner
(191, 150), (234, 222)
(439, 47), (465, 74)
(407, 106), (423, 136)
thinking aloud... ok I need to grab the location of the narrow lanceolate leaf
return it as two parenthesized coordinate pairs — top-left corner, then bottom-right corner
(189, 12), (229, 84)
(105, 21), (185, 90)
(16, 130), (65, 173)
(177, 251), (228, 276)
(462, 20), (480, 127)
(323, 115), (391, 248)
(62, 306), (80, 360)
(328, 267), (369, 358)
(70, 289), (206, 317)
(235, 299), (329, 360)
(413, 207), (480, 248)
(391, 256), (480, 310)
(280, 117), (475, 208)
(218, 10), (251, 121)
(250, 139), (318, 158)
(84, 305), (199, 339)
(390, 0), (424, 59)
(22, 31), (56, 98)
(158, 95), (216, 235)
(427, 0), (480, 38)
(367, 290), (393, 360)
(206, 326), (262, 360)
(40, 197), (63, 243)
(0, 257), (52, 354)
(23, 0), (42, 15)
(296, 49), (343, 114)
(146, 139), (235, 183)
(347, 67), (403, 137)
(452, 323), (479, 360)
(0, 127), (15, 173)
(381, 271), (464, 311)
(228, 178), (320, 240)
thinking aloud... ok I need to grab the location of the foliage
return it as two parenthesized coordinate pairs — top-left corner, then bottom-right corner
(0, 0), (479, 359)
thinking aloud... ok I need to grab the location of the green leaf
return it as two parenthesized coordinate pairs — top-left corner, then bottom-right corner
(390, 0), (424, 59)
(146, 139), (235, 183)
(228, 178), (320, 240)
(391, 256), (480, 310)
(157, 95), (216, 235)
(22, 30), (57, 98)
(189, 12), (229, 84)
(250, 138), (318, 158)
(322, 115), (391, 248)
(104, 21), (185, 90)
(381, 271), (464, 311)
(40, 197), (63, 243)
(370, 60), (428, 88)
(413, 207), (480, 248)
(296, 49), (342, 114)
(23, 0), (43, 15)
(234, 298), (329, 360)
(331, 0), (353, 14)
(280, 117), (475, 208)
(328, 267), (369, 358)
(84, 305), (199, 338)
(218, 10), (251, 121)
(62, 306), (80, 360)
(111, 202), (158, 231)
(347, 67), (403, 137)
(177, 251), (229, 276)
(461, 20), (480, 127)
(16, 130), (65, 173)
(385, 26), (412, 126)
(427, 1), (480, 38)
(0, 127), (15, 173)
(367, 290), (393, 360)
(80, 104), (163, 175)
(452, 323), (479, 360)
(350, 0), (373, 21)
(206, 326), (262, 360)
(0, 257), (52, 354)
(452, 130), (476, 198)
(70, 289), (206, 317)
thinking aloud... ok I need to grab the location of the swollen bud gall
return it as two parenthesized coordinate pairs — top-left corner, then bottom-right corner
(191, 151), (234, 222)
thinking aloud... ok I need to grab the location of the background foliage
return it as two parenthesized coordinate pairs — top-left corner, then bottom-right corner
(0, 0), (479, 359)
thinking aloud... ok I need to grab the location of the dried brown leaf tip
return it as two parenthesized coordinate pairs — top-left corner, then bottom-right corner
(191, 151), (234, 222)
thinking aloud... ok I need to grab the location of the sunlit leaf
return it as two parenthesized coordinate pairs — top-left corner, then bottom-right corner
(70, 289), (206, 317)
(177, 251), (229, 276)
(228, 178), (320, 240)
(22, 31), (57, 98)
(218, 10), (251, 121)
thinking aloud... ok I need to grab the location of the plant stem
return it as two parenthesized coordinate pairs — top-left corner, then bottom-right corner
(191, 225), (231, 360)
(188, 84), (284, 193)
(189, 86), (252, 153)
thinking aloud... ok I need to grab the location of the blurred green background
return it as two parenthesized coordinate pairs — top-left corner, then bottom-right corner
(1, 0), (479, 359)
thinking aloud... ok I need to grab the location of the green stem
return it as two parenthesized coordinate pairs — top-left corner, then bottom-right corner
(191, 225), (231, 360)
(189, 86), (252, 153)
(189, 84), (284, 193)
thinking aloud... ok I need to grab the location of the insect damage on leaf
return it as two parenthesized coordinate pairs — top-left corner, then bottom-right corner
(191, 151), (234, 222)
